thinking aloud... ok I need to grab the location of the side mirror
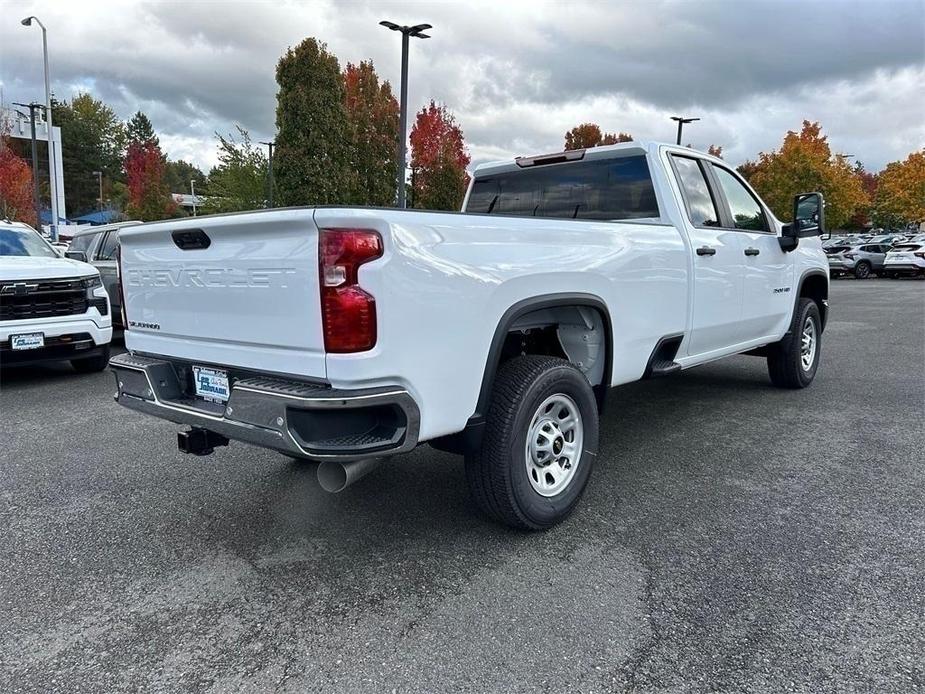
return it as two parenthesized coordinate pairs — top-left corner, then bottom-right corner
(65, 249), (88, 263)
(793, 192), (826, 238)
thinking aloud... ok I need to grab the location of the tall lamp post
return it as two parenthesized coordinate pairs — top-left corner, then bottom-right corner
(12, 102), (43, 227)
(380, 20), (431, 209)
(670, 116), (700, 146)
(260, 140), (275, 208)
(92, 171), (103, 215)
(21, 15), (58, 240)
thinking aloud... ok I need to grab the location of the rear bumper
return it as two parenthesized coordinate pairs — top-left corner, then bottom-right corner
(883, 262), (925, 272)
(109, 352), (420, 461)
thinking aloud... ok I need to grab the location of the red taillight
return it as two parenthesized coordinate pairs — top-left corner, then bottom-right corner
(319, 228), (383, 353)
(915, 252), (925, 259)
(843, 253), (856, 260)
(116, 245), (128, 329)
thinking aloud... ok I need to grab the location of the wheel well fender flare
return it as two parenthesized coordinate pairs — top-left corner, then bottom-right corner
(796, 270), (829, 330)
(471, 293), (613, 422)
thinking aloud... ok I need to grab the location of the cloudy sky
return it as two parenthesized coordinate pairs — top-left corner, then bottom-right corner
(1, 0), (923, 177)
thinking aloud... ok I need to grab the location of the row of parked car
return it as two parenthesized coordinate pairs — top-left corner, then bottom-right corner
(823, 232), (925, 279)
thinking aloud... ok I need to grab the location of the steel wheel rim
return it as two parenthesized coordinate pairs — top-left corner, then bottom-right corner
(800, 316), (817, 371)
(525, 393), (583, 497)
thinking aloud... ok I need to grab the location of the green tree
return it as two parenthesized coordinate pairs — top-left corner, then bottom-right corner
(203, 126), (268, 213)
(275, 37), (350, 205)
(126, 111), (158, 147)
(165, 159), (207, 195)
(748, 121), (868, 229)
(52, 94), (126, 216)
(343, 60), (399, 206)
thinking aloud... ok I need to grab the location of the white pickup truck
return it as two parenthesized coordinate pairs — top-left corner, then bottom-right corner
(110, 142), (829, 529)
(1, 220), (112, 371)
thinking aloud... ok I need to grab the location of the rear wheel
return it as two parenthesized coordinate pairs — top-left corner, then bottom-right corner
(767, 298), (821, 389)
(71, 344), (111, 373)
(465, 356), (599, 530)
(854, 261), (871, 279)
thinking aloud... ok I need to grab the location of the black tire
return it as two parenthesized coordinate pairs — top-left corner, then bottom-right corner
(71, 344), (111, 373)
(464, 356), (599, 530)
(767, 298), (821, 389)
(854, 261), (871, 279)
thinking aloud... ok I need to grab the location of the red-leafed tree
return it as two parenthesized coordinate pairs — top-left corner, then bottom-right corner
(343, 60), (399, 206)
(409, 101), (470, 211)
(0, 130), (37, 227)
(707, 144), (724, 158)
(124, 140), (176, 221)
(564, 123), (632, 150)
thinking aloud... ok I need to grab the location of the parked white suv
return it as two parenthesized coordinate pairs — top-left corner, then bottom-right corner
(110, 142), (829, 529)
(0, 220), (112, 371)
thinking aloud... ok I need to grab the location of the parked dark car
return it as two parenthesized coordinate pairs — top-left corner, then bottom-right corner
(66, 221), (142, 328)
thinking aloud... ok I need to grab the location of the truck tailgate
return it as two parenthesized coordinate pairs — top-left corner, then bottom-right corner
(119, 209), (326, 378)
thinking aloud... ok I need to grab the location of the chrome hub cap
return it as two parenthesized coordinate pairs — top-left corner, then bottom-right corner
(801, 316), (817, 371)
(525, 394), (583, 497)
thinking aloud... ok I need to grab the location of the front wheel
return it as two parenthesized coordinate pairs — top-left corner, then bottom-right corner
(464, 356), (599, 530)
(767, 298), (821, 389)
(854, 261), (871, 279)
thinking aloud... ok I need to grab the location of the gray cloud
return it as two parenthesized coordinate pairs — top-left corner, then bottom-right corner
(1, 0), (922, 176)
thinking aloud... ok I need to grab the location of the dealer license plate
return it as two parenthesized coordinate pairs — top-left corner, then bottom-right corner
(11, 333), (44, 350)
(192, 366), (230, 402)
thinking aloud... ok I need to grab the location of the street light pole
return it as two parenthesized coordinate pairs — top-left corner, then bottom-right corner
(260, 140), (275, 207)
(92, 171), (103, 215)
(22, 16), (58, 240)
(380, 20), (432, 209)
(13, 102), (43, 227)
(670, 116), (700, 146)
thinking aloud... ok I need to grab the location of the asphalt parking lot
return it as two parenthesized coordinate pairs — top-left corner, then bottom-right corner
(1, 279), (923, 693)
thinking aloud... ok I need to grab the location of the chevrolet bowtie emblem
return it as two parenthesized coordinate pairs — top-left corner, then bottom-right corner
(0, 282), (39, 296)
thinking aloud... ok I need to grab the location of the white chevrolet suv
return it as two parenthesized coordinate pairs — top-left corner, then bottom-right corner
(0, 220), (112, 371)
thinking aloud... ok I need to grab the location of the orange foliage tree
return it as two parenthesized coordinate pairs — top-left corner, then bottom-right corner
(409, 101), (470, 210)
(0, 130), (37, 227)
(747, 121), (868, 228)
(564, 123), (632, 150)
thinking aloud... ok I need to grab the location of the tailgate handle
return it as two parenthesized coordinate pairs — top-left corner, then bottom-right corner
(172, 229), (211, 250)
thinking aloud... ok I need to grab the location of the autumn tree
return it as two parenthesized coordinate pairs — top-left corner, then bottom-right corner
(203, 126), (268, 213)
(124, 144), (175, 221)
(564, 123), (632, 150)
(52, 94), (126, 216)
(847, 161), (878, 229)
(707, 144), (723, 158)
(874, 150), (925, 228)
(736, 159), (761, 182)
(341, 60), (400, 206)
(0, 129), (37, 227)
(409, 101), (470, 211)
(275, 38), (350, 205)
(748, 121), (868, 229)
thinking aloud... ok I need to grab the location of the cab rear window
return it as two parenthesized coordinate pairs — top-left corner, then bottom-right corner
(466, 155), (659, 221)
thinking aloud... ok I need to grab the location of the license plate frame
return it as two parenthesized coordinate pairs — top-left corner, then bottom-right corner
(192, 366), (230, 403)
(11, 332), (45, 351)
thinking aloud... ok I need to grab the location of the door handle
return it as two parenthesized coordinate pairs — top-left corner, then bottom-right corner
(744, 247), (760, 256)
(696, 246), (716, 256)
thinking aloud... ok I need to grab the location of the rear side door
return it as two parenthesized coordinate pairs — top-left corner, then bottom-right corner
(94, 230), (121, 325)
(707, 163), (792, 340)
(668, 154), (745, 356)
